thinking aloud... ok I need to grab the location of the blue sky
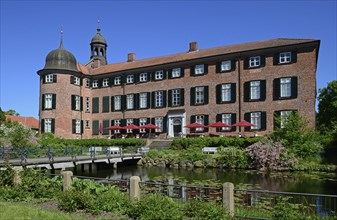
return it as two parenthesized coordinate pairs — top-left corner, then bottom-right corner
(0, 0), (336, 118)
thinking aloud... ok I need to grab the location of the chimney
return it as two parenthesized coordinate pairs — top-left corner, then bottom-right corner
(189, 42), (198, 52)
(127, 53), (136, 62)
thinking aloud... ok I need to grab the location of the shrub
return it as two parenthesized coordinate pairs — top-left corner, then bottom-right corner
(95, 188), (131, 214)
(185, 198), (230, 220)
(57, 190), (94, 212)
(127, 193), (184, 220)
(218, 147), (249, 169)
(245, 139), (298, 171)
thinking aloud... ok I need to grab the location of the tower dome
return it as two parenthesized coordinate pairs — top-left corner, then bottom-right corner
(43, 39), (78, 72)
(91, 28), (107, 45)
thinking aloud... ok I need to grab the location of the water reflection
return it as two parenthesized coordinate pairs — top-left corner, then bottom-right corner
(69, 164), (337, 195)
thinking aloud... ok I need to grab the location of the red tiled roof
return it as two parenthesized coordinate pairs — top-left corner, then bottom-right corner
(77, 63), (90, 75)
(5, 115), (39, 130)
(90, 38), (319, 75)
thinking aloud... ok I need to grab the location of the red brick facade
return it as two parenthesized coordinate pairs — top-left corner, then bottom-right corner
(38, 36), (320, 139)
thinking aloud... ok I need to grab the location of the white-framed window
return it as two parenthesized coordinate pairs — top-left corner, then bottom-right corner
(172, 68), (181, 78)
(114, 96), (121, 111)
(279, 52), (291, 64)
(127, 75), (134, 83)
(195, 86), (204, 104)
(221, 60), (232, 71)
(114, 76), (121, 85)
(74, 77), (80, 86)
(102, 78), (109, 87)
(85, 97), (90, 112)
(85, 79), (90, 88)
(45, 74), (54, 83)
(155, 70), (163, 80)
(44, 94), (53, 109)
(92, 80), (98, 88)
(195, 64), (204, 75)
(221, 84), (232, 102)
(280, 110), (292, 128)
(172, 89), (181, 106)
(139, 118), (147, 133)
(114, 119), (121, 133)
(126, 119), (133, 133)
(251, 112), (261, 130)
(75, 120), (81, 134)
(249, 56), (261, 67)
(75, 95), (81, 111)
(155, 91), (163, 107)
(139, 73), (147, 82)
(250, 81), (261, 100)
(126, 94), (134, 109)
(155, 117), (163, 132)
(85, 120), (90, 128)
(44, 118), (52, 133)
(280, 78), (291, 97)
(196, 115), (204, 132)
(139, 93), (147, 109)
(221, 114), (232, 131)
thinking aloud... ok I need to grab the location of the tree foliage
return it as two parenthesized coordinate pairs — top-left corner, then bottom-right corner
(317, 80), (337, 132)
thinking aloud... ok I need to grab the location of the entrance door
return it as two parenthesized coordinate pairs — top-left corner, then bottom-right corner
(173, 118), (182, 137)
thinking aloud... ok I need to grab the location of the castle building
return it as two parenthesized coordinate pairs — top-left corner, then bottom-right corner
(37, 26), (320, 139)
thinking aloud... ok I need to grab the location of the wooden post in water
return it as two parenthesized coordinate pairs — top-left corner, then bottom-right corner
(62, 171), (73, 191)
(223, 182), (234, 217)
(130, 176), (141, 201)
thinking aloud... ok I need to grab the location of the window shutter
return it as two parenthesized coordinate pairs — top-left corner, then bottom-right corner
(71, 95), (75, 110)
(274, 111), (281, 130)
(81, 120), (84, 134)
(261, 112), (267, 130)
(291, 77), (298, 99)
(134, 93), (139, 109)
(92, 97), (99, 113)
(42, 76), (46, 84)
(134, 74), (139, 83)
(216, 114), (222, 124)
(260, 55), (266, 67)
(162, 70), (167, 79)
(51, 119), (55, 133)
(204, 86), (209, 105)
(244, 113), (251, 131)
(216, 62), (221, 73)
(231, 60), (236, 71)
(53, 74), (57, 83)
(121, 75), (126, 84)
(162, 90), (167, 107)
(244, 58), (250, 69)
(162, 116), (168, 133)
(92, 120), (99, 135)
(133, 118), (139, 126)
(72, 119), (76, 134)
(231, 83), (237, 103)
(180, 68), (185, 78)
(204, 64), (208, 74)
(190, 66), (195, 76)
(151, 92), (155, 108)
(273, 78), (280, 100)
(244, 82), (250, 102)
(121, 119), (126, 127)
(121, 95), (126, 111)
(190, 115), (196, 133)
(190, 87), (195, 106)
(291, 51), (297, 63)
(216, 84), (221, 104)
(80, 97), (83, 111)
(260, 80), (266, 101)
(168, 90), (172, 107)
(111, 96), (115, 111)
(103, 120), (109, 135)
(103, 96), (109, 112)
(70, 76), (74, 84)
(42, 94), (45, 110)
(41, 119), (45, 133)
(52, 94), (56, 109)
(150, 72), (155, 81)
(231, 113), (237, 131)
(204, 115), (209, 132)
(273, 53), (279, 65)
(151, 117), (155, 125)
(80, 78), (83, 86)
(180, 88), (185, 106)
(168, 69), (172, 79)
(146, 92), (151, 109)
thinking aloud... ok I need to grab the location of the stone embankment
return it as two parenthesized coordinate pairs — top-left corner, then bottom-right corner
(137, 158), (221, 168)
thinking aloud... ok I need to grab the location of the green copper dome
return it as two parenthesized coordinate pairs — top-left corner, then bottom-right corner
(43, 40), (78, 72)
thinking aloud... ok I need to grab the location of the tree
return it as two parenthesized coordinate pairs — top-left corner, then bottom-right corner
(317, 80), (337, 132)
(0, 108), (5, 125)
(4, 109), (19, 116)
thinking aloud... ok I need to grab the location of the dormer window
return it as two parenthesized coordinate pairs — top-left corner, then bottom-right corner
(279, 52), (291, 64)
(172, 68), (181, 78)
(155, 70), (164, 80)
(221, 61), (231, 71)
(92, 80), (98, 88)
(102, 78), (109, 87)
(114, 76), (121, 85)
(195, 64), (204, 75)
(127, 75), (134, 84)
(249, 56), (261, 67)
(139, 73), (147, 82)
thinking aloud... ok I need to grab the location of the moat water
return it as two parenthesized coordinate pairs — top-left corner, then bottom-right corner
(69, 163), (337, 195)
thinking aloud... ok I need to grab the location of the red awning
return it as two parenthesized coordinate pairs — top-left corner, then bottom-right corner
(104, 125), (123, 130)
(140, 123), (160, 129)
(185, 122), (208, 128)
(231, 120), (255, 127)
(122, 124), (140, 129)
(208, 121), (231, 128)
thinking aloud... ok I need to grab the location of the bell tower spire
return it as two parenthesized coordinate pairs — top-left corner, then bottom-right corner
(90, 18), (107, 68)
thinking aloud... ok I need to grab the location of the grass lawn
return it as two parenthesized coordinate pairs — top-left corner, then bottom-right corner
(0, 202), (84, 220)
